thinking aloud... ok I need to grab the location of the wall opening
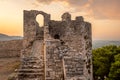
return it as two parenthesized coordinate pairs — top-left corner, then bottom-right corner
(36, 14), (44, 27)
(54, 34), (60, 39)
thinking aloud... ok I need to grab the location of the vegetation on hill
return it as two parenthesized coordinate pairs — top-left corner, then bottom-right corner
(92, 45), (120, 80)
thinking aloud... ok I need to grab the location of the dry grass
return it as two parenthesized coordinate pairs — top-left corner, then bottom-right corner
(0, 57), (20, 80)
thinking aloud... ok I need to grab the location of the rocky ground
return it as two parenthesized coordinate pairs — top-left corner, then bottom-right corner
(0, 57), (20, 80)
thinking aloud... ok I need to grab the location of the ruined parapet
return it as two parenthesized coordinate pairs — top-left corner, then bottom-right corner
(62, 12), (71, 22)
(18, 10), (92, 80)
(76, 16), (84, 22)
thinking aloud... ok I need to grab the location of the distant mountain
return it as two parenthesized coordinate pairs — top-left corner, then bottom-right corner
(0, 33), (23, 41)
(92, 40), (120, 49)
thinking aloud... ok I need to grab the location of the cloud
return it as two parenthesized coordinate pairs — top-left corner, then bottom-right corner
(35, 0), (88, 6)
(34, 0), (120, 19)
(91, 0), (120, 19)
(36, 0), (55, 4)
(34, 0), (91, 16)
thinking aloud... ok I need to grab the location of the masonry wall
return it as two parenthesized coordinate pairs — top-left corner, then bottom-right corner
(19, 10), (92, 80)
(45, 40), (64, 80)
(45, 16), (92, 80)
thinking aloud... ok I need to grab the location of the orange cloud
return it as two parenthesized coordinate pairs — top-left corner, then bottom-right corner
(34, 0), (120, 20)
(91, 0), (120, 19)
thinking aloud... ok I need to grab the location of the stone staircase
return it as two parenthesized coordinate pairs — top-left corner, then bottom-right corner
(17, 57), (44, 80)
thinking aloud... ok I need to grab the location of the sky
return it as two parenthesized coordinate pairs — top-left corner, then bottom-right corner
(0, 0), (120, 40)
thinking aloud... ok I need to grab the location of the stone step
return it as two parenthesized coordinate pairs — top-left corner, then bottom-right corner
(21, 67), (43, 69)
(23, 61), (40, 63)
(21, 65), (43, 68)
(15, 69), (44, 72)
(22, 57), (39, 60)
(18, 71), (44, 74)
(23, 63), (43, 65)
(22, 60), (42, 62)
(22, 63), (43, 66)
(17, 73), (44, 78)
(17, 73), (44, 76)
(46, 77), (56, 80)
(22, 61), (43, 65)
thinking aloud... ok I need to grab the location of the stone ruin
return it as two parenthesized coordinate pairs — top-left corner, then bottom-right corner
(17, 10), (92, 80)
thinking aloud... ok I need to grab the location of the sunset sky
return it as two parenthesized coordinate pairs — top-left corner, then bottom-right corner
(0, 0), (120, 40)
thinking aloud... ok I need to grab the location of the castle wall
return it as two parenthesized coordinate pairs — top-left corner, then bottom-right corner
(46, 16), (92, 80)
(19, 10), (92, 80)
(18, 10), (46, 80)
(45, 40), (64, 80)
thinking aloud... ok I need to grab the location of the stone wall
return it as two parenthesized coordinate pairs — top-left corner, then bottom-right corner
(0, 40), (23, 58)
(46, 15), (92, 80)
(18, 10), (92, 80)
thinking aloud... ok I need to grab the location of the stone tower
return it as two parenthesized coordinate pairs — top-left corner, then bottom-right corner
(17, 10), (92, 80)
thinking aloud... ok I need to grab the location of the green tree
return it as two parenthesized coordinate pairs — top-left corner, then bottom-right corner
(108, 54), (120, 80)
(92, 45), (120, 80)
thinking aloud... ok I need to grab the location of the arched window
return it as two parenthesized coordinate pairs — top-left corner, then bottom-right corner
(36, 14), (44, 27)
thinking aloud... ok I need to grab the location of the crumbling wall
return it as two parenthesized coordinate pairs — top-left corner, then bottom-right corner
(18, 10), (51, 80)
(45, 40), (64, 80)
(19, 10), (92, 80)
(23, 10), (50, 56)
(83, 22), (92, 80)
(46, 13), (92, 80)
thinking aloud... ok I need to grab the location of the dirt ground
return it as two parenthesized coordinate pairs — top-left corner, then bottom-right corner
(0, 57), (20, 80)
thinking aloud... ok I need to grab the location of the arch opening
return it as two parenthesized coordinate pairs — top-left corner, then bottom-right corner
(36, 14), (44, 27)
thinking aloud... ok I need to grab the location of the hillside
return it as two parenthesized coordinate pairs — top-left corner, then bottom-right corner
(0, 58), (20, 80)
(0, 33), (22, 41)
(0, 40), (23, 58)
(92, 40), (120, 49)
